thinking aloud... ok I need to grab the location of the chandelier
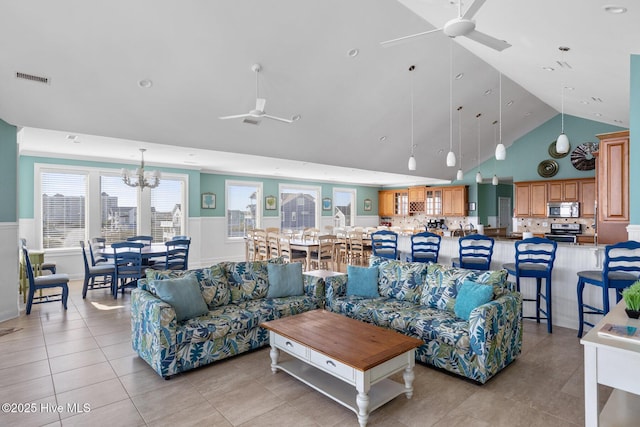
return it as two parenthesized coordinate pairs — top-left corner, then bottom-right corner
(121, 149), (161, 189)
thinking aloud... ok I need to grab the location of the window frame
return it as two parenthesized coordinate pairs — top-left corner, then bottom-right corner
(225, 180), (263, 241)
(332, 188), (357, 228)
(278, 183), (321, 232)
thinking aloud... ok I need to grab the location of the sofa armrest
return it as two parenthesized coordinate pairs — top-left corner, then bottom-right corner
(325, 275), (348, 309)
(131, 288), (179, 378)
(304, 274), (325, 301)
(468, 292), (523, 373)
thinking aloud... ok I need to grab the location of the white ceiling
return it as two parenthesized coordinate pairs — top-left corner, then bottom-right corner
(1, 1), (635, 187)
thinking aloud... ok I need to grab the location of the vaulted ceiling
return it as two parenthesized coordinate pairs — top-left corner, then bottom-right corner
(1, 1), (635, 186)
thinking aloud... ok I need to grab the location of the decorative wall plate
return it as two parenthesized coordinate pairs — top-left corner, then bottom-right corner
(571, 142), (599, 171)
(538, 159), (559, 178)
(548, 141), (571, 159)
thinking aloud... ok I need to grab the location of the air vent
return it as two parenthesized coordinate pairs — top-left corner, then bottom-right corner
(555, 60), (573, 69)
(591, 96), (604, 103)
(16, 72), (49, 84)
(243, 118), (261, 126)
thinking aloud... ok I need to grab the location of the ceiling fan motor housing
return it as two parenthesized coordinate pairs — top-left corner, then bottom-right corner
(443, 18), (476, 37)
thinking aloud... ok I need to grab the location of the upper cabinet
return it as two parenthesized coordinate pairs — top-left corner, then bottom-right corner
(378, 189), (408, 216)
(596, 130), (629, 244)
(442, 186), (468, 217)
(515, 178), (595, 218)
(514, 181), (547, 217)
(425, 187), (443, 216)
(379, 185), (465, 217)
(548, 180), (579, 202)
(408, 186), (426, 214)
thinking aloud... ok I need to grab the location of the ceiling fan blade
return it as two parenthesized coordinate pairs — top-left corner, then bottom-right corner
(256, 98), (266, 111)
(461, 0), (486, 20)
(219, 113), (251, 120)
(263, 114), (293, 124)
(380, 28), (442, 47)
(465, 30), (512, 51)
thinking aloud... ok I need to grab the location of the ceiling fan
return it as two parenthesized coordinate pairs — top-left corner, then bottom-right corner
(219, 64), (296, 125)
(380, 0), (511, 52)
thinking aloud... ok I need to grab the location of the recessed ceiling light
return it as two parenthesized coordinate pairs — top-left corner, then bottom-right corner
(542, 66), (555, 72)
(603, 5), (627, 14)
(580, 100), (590, 105)
(437, 149), (444, 155)
(455, 73), (464, 80)
(524, 112), (532, 117)
(347, 48), (359, 57)
(66, 134), (77, 140)
(593, 112), (603, 117)
(565, 86), (575, 91)
(591, 96), (604, 103)
(483, 89), (492, 96)
(506, 100), (514, 107)
(614, 119), (623, 123)
(138, 79), (153, 88)
(379, 136), (387, 142)
(292, 114), (302, 121)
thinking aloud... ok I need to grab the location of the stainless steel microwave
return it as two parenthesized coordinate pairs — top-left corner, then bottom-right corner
(547, 202), (580, 218)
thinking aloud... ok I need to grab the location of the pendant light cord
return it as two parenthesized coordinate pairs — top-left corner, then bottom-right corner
(458, 106), (463, 165)
(449, 41), (453, 154)
(499, 73), (503, 143)
(476, 113), (482, 169)
(560, 83), (565, 133)
(410, 65), (415, 155)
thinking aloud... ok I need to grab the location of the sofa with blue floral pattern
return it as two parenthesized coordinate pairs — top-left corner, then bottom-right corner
(325, 256), (522, 384)
(131, 259), (324, 378)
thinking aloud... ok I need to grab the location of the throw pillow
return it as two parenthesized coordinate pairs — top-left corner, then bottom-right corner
(454, 279), (494, 320)
(346, 265), (379, 298)
(151, 275), (209, 322)
(266, 262), (304, 298)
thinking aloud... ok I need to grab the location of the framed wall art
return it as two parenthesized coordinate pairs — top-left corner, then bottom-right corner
(363, 198), (372, 211)
(322, 197), (332, 211)
(201, 192), (216, 209)
(265, 195), (277, 210)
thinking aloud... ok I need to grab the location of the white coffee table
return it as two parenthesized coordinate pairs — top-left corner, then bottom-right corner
(261, 310), (422, 427)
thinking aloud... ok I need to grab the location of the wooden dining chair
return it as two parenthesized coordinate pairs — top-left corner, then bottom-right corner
(126, 235), (153, 246)
(347, 231), (366, 266)
(254, 229), (268, 261)
(310, 235), (336, 271)
(162, 238), (191, 270)
(267, 232), (281, 259)
(80, 241), (115, 299)
(111, 241), (144, 298)
(89, 237), (109, 265)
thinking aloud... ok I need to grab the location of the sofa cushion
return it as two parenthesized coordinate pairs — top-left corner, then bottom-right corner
(454, 280), (494, 320)
(226, 260), (275, 303)
(421, 264), (507, 312)
(377, 259), (426, 304)
(267, 262), (304, 298)
(152, 275), (209, 322)
(200, 264), (232, 309)
(176, 305), (260, 344)
(346, 265), (379, 298)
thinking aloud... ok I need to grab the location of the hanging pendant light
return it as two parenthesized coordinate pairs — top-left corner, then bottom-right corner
(408, 65), (417, 171)
(492, 120), (499, 185)
(456, 106), (464, 180)
(475, 113), (482, 184)
(446, 41), (456, 167)
(555, 46), (570, 154)
(495, 72), (507, 160)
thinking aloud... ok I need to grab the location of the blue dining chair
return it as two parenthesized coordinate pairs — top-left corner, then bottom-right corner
(452, 234), (494, 270)
(111, 241), (144, 298)
(126, 235), (153, 246)
(576, 240), (640, 337)
(80, 241), (115, 299)
(370, 230), (398, 260)
(503, 237), (557, 333)
(163, 238), (191, 270)
(410, 231), (441, 263)
(89, 237), (109, 265)
(21, 243), (69, 315)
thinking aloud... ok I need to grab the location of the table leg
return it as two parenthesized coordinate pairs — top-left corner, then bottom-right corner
(356, 390), (370, 427)
(269, 345), (280, 374)
(403, 364), (415, 399)
(584, 345), (599, 427)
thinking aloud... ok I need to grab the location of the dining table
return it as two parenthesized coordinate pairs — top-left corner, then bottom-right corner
(98, 243), (168, 265)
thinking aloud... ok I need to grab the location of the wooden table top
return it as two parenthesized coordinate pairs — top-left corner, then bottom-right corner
(261, 310), (422, 371)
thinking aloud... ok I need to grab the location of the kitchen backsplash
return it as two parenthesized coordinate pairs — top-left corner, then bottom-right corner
(514, 216), (595, 235)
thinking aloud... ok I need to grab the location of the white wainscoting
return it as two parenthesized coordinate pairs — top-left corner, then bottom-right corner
(0, 223), (19, 322)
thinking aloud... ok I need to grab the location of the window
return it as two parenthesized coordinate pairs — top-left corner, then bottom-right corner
(41, 171), (87, 249)
(226, 181), (261, 238)
(37, 164), (187, 249)
(333, 188), (356, 228)
(280, 185), (320, 231)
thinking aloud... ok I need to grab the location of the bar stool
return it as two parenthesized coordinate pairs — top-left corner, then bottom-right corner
(410, 231), (441, 263)
(576, 240), (640, 337)
(370, 230), (398, 260)
(503, 237), (557, 333)
(452, 234), (494, 270)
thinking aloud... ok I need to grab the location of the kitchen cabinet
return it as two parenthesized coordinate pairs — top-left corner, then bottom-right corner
(425, 187), (443, 216)
(596, 130), (629, 244)
(548, 180), (579, 202)
(378, 190), (408, 216)
(442, 186), (468, 217)
(514, 181), (547, 217)
(580, 179), (596, 218)
(408, 186), (426, 214)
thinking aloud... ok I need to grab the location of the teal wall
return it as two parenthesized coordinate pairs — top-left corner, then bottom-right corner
(630, 54), (639, 223)
(0, 120), (17, 222)
(199, 173), (379, 218)
(19, 156), (200, 219)
(476, 183), (512, 225)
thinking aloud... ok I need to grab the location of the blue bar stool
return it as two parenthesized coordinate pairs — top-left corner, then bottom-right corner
(503, 237), (557, 333)
(370, 230), (398, 260)
(576, 240), (640, 337)
(410, 231), (441, 263)
(452, 234), (494, 270)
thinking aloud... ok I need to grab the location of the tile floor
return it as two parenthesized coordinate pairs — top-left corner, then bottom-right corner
(1, 281), (610, 427)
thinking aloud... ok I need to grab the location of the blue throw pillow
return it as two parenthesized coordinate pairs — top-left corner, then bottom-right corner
(346, 265), (379, 298)
(454, 279), (494, 320)
(267, 262), (304, 298)
(151, 275), (209, 322)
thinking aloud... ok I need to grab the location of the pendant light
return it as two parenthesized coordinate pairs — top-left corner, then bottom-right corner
(555, 46), (570, 154)
(456, 106), (464, 181)
(408, 65), (417, 171)
(475, 113), (482, 184)
(495, 72), (507, 160)
(446, 41), (456, 167)
(492, 120), (499, 185)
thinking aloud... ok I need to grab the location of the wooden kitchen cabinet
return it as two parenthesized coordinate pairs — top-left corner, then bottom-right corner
(548, 180), (579, 202)
(442, 186), (468, 217)
(596, 130), (629, 244)
(408, 186), (426, 214)
(425, 187), (443, 216)
(580, 179), (596, 218)
(514, 181), (547, 217)
(378, 190), (394, 217)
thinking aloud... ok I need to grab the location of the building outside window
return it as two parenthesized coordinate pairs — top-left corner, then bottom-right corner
(280, 185), (320, 231)
(226, 181), (262, 238)
(333, 188), (356, 228)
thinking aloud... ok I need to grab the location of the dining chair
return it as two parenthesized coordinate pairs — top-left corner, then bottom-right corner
(370, 230), (399, 260)
(21, 243), (69, 315)
(310, 235), (336, 271)
(126, 235), (153, 246)
(163, 238), (191, 270)
(410, 231), (441, 263)
(171, 235), (189, 240)
(254, 229), (268, 261)
(503, 237), (557, 333)
(267, 232), (281, 259)
(279, 238), (307, 266)
(452, 234), (495, 271)
(111, 241), (144, 298)
(80, 241), (115, 299)
(576, 240), (640, 337)
(347, 231), (366, 266)
(245, 230), (257, 262)
(20, 238), (57, 274)
(89, 237), (109, 266)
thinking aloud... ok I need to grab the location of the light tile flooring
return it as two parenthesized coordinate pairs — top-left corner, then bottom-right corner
(1, 281), (611, 427)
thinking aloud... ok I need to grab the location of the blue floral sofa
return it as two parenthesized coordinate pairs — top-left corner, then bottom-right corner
(131, 259), (324, 379)
(325, 257), (522, 384)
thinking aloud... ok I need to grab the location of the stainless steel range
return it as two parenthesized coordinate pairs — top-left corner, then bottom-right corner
(545, 223), (582, 243)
